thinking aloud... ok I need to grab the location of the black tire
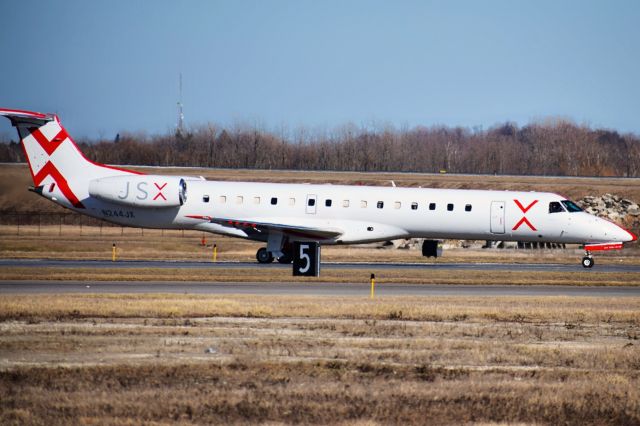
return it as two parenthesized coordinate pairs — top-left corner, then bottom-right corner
(277, 253), (293, 264)
(581, 256), (594, 268)
(256, 247), (274, 264)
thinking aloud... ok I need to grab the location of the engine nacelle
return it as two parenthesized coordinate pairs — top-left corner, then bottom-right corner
(89, 175), (188, 208)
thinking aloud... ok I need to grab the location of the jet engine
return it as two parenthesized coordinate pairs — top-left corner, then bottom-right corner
(89, 175), (188, 208)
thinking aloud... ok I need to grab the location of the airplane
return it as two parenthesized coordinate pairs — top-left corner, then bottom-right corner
(0, 107), (636, 274)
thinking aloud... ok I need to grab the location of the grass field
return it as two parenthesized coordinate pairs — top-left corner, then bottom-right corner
(1, 294), (639, 425)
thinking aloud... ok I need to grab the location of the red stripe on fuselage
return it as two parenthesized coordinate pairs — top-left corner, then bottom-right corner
(585, 243), (624, 251)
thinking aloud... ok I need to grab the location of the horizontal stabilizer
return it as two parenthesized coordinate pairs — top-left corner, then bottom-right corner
(0, 108), (53, 127)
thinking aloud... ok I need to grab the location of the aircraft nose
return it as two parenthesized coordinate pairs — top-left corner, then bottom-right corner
(604, 220), (637, 242)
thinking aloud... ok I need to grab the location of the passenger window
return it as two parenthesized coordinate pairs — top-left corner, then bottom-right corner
(549, 201), (565, 213)
(429, 203), (436, 210)
(308, 198), (316, 207)
(411, 202), (418, 210)
(236, 196), (243, 204)
(377, 201), (384, 209)
(203, 195), (210, 203)
(325, 199), (332, 207)
(219, 196), (227, 204)
(465, 204), (472, 212)
(394, 201), (401, 209)
(289, 198), (295, 206)
(253, 196), (260, 204)
(343, 200), (350, 208)
(271, 197), (278, 205)
(360, 200), (367, 208)
(447, 203), (454, 211)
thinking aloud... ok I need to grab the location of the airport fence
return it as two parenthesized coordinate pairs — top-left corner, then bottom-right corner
(0, 211), (195, 238)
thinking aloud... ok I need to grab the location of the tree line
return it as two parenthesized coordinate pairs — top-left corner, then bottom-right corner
(1, 119), (639, 176)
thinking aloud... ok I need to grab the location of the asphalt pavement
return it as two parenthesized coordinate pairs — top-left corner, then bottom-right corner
(1, 258), (639, 273)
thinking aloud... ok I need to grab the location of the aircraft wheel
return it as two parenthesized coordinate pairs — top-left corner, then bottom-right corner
(581, 256), (594, 268)
(256, 247), (274, 264)
(277, 252), (293, 264)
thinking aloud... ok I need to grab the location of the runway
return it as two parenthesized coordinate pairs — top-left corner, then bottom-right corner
(0, 280), (639, 297)
(2, 258), (640, 273)
(2, 258), (639, 296)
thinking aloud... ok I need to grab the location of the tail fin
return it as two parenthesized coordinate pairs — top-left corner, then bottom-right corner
(0, 108), (141, 209)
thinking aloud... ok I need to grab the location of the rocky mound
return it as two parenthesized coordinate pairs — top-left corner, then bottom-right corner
(576, 194), (640, 221)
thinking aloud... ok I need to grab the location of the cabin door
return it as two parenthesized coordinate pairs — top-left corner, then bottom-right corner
(305, 194), (317, 214)
(490, 201), (505, 234)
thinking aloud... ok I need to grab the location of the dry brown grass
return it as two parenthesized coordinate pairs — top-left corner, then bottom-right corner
(1, 294), (639, 323)
(1, 294), (639, 424)
(1, 266), (639, 287)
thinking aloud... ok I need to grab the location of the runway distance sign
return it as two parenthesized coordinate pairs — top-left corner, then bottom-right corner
(293, 242), (320, 277)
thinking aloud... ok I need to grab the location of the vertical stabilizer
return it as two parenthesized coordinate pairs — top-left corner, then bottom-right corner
(0, 108), (141, 209)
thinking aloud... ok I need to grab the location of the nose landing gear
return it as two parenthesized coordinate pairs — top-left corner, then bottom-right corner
(581, 252), (594, 268)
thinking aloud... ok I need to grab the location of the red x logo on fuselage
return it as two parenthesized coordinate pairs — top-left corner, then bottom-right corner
(153, 182), (167, 201)
(28, 127), (84, 208)
(512, 199), (538, 231)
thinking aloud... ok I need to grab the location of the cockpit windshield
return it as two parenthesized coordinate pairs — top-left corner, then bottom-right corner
(561, 200), (583, 213)
(548, 201), (566, 213)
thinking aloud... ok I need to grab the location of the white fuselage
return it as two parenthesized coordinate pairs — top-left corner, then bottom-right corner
(49, 179), (633, 246)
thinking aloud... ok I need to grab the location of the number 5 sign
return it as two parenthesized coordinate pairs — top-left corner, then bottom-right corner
(293, 242), (321, 277)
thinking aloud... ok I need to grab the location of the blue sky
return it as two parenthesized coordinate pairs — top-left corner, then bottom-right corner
(1, 0), (639, 139)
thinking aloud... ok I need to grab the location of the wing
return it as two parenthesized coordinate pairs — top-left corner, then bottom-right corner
(185, 215), (343, 240)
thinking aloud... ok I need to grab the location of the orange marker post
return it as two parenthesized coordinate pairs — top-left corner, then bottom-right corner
(212, 244), (217, 262)
(112, 243), (116, 262)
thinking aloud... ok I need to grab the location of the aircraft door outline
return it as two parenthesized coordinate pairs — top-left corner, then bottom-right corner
(490, 201), (505, 234)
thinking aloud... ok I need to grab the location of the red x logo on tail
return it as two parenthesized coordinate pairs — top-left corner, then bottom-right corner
(512, 199), (538, 231)
(27, 127), (84, 208)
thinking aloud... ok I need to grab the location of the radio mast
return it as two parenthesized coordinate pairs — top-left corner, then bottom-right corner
(177, 73), (184, 134)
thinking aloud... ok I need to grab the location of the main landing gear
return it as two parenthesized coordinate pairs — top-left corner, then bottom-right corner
(256, 246), (293, 264)
(581, 251), (594, 268)
(256, 247), (274, 264)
